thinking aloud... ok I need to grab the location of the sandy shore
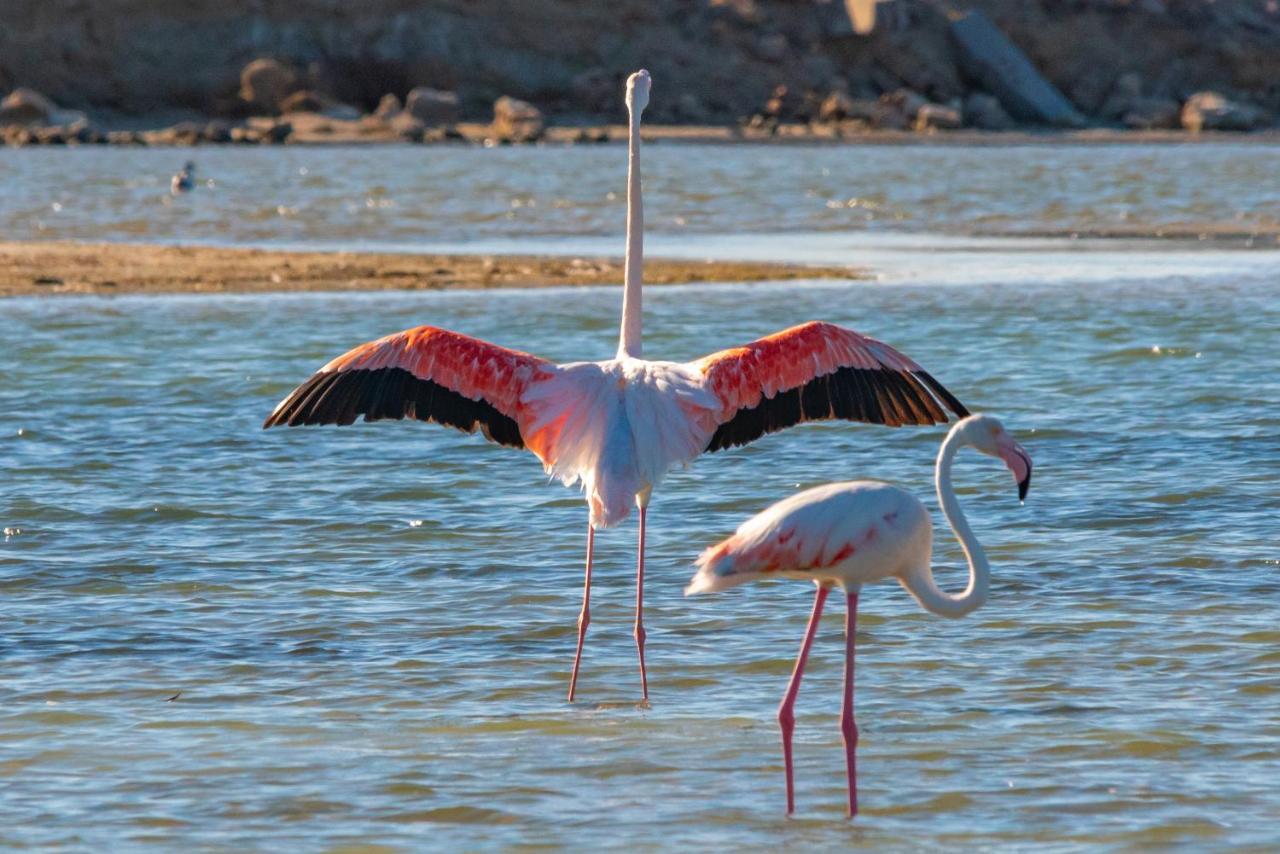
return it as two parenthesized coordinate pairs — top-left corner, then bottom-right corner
(0, 241), (864, 297)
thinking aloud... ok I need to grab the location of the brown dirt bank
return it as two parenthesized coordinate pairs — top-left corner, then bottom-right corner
(1, 1), (1276, 130)
(0, 242), (864, 298)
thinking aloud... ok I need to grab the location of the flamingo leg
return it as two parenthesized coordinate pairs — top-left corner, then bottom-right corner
(778, 584), (829, 815)
(634, 506), (649, 701)
(842, 591), (860, 818)
(567, 524), (595, 702)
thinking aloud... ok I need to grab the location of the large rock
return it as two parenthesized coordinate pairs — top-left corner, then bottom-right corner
(963, 92), (1015, 130)
(280, 90), (325, 114)
(1122, 96), (1180, 130)
(0, 88), (57, 125)
(239, 58), (298, 113)
(373, 93), (402, 120)
(405, 87), (460, 126)
(949, 10), (1085, 127)
(915, 103), (962, 131)
(492, 95), (543, 141)
(1180, 91), (1262, 132)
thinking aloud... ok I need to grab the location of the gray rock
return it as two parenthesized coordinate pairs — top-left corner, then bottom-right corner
(949, 10), (1086, 127)
(280, 90), (326, 114)
(818, 90), (857, 123)
(239, 58), (299, 114)
(492, 95), (543, 141)
(0, 88), (57, 125)
(203, 119), (233, 143)
(374, 94), (402, 120)
(1122, 97), (1180, 129)
(963, 92), (1016, 130)
(389, 112), (426, 141)
(406, 87), (460, 127)
(1180, 91), (1262, 132)
(915, 103), (962, 131)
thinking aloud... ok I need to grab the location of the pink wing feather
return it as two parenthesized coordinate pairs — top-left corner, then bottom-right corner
(263, 325), (552, 450)
(693, 321), (968, 451)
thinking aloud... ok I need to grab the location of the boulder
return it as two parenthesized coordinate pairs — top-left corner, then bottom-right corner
(915, 103), (962, 131)
(262, 120), (293, 144)
(1122, 97), (1180, 130)
(949, 10), (1085, 127)
(492, 95), (543, 141)
(872, 88), (927, 128)
(229, 126), (260, 144)
(963, 92), (1016, 130)
(389, 112), (426, 142)
(1180, 91), (1262, 132)
(374, 93), (402, 120)
(406, 87), (460, 127)
(106, 130), (143, 145)
(202, 119), (233, 143)
(239, 58), (299, 113)
(280, 90), (326, 114)
(0, 88), (56, 125)
(818, 90), (856, 123)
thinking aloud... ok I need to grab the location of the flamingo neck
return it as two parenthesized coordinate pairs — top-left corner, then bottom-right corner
(908, 423), (990, 618)
(618, 101), (643, 359)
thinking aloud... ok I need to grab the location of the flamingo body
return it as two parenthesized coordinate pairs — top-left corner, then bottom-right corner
(263, 69), (971, 701)
(265, 324), (966, 530)
(687, 413), (1032, 815)
(688, 481), (931, 594)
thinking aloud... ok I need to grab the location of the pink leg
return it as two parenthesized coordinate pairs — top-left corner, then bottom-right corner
(567, 524), (595, 702)
(778, 584), (829, 816)
(842, 591), (860, 818)
(634, 506), (649, 701)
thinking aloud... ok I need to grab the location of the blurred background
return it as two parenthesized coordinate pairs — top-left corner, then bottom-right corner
(2, 0), (1278, 143)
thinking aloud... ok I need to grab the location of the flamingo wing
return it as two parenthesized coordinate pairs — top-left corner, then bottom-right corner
(262, 325), (551, 449)
(694, 321), (969, 452)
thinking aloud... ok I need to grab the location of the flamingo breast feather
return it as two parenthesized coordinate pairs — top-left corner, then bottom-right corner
(519, 358), (720, 528)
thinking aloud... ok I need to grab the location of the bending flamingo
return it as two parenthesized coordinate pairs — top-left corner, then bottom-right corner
(263, 69), (970, 702)
(686, 413), (1031, 816)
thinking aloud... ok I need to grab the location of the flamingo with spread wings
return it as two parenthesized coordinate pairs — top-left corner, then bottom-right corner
(263, 70), (970, 702)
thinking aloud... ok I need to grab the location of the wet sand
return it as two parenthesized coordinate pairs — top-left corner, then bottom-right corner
(0, 241), (864, 297)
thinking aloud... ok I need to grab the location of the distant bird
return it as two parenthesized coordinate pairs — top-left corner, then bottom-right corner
(686, 413), (1032, 816)
(263, 69), (970, 703)
(171, 161), (195, 194)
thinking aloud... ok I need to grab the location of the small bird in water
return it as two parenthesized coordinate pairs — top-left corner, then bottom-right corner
(686, 413), (1032, 817)
(170, 161), (196, 194)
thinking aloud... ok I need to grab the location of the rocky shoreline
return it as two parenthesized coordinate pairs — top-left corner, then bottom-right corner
(2, 2), (1277, 149)
(0, 242), (864, 298)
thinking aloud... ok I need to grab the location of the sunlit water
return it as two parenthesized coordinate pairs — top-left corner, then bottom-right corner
(2, 143), (1279, 246)
(2, 144), (1280, 849)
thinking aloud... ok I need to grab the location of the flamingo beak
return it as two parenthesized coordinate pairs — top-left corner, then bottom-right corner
(999, 441), (1033, 502)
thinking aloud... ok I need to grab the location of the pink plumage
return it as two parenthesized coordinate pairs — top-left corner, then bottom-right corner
(263, 69), (970, 703)
(687, 413), (1033, 817)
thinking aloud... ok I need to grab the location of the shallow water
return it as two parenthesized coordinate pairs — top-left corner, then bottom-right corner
(3, 144), (1280, 849)
(2, 142), (1279, 246)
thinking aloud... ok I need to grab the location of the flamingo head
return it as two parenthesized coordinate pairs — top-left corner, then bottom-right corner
(626, 69), (651, 116)
(961, 413), (1033, 502)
